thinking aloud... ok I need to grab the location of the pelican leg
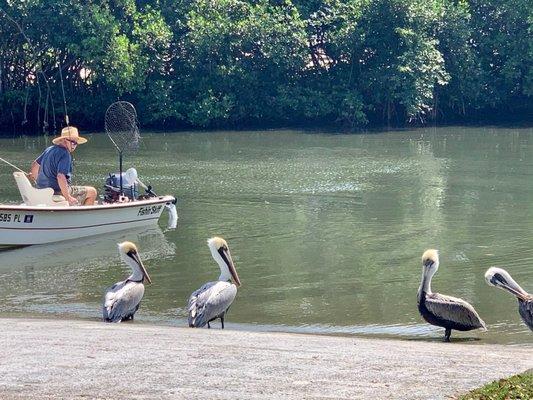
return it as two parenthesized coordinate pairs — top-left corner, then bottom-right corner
(444, 328), (451, 342)
(221, 316), (225, 330)
(207, 321), (211, 329)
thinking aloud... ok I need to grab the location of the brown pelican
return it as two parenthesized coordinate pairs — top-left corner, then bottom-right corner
(188, 237), (241, 329)
(418, 249), (486, 341)
(485, 267), (533, 331)
(103, 241), (152, 322)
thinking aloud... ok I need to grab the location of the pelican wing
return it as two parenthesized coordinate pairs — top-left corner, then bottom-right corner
(425, 293), (486, 330)
(188, 281), (237, 327)
(103, 281), (145, 322)
(518, 299), (533, 331)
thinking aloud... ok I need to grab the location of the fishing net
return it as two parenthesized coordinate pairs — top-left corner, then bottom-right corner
(104, 101), (141, 197)
(104, 101), (140, 153)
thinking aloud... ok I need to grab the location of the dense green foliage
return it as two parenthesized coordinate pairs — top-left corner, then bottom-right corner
(459, 371), (533, 399)
(0, 0), (531, 133)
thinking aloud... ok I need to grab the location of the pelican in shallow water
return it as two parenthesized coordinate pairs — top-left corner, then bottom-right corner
(103, 241), (152, 322)
(418, 249), (486, 341)
(485, 267), (533, 331)
(188, 237), (241, 329)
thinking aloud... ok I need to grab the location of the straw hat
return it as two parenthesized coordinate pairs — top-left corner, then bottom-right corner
(52, 126), (88, 145)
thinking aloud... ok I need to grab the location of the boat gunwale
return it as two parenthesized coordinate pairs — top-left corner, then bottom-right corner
(0, 195), (176, 212)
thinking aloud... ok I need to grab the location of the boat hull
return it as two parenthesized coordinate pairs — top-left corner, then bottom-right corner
(0, 195), (175, 247)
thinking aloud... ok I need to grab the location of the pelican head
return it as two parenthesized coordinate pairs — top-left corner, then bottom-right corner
(420, 249), (439, 293)
(118, 241), (152, 284)
(422, 249), (439, 271)
(208, 237), (241, 287)
(485, 267), (528, 300)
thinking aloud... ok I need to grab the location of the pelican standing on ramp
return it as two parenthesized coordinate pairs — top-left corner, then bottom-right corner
(103, 241), (152, 322)
(485, 267), (533, 331)
(418, 249), (486, 341)
(188, 237), (241, 329)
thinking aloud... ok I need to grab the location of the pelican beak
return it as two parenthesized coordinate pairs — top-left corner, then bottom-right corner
(491, 275), (527, 300)
(129, 250), (152, 284)
(221, 247), (241, 287)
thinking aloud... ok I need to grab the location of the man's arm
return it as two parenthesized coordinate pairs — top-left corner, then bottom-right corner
(57, 173), (78, 205)
(29, 161), (40, 183)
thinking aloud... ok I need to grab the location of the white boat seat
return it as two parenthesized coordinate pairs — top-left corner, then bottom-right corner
(13, 172), (69, 207)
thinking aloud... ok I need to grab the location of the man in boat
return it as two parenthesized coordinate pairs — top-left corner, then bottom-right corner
(28, 126), (97, 206)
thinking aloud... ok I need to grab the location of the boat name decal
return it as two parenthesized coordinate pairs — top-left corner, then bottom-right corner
(0, 213), (34, 224)
(137, 205), (163, 216)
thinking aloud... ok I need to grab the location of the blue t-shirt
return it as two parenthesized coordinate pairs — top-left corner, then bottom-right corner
(35, 145), (72, 191)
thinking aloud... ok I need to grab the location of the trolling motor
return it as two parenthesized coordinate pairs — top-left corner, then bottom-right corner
(103, 167), (178, 228)
(103, 167), (157, 203)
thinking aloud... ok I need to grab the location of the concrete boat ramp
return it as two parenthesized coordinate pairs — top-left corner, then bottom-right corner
(0, 318), (530, 399)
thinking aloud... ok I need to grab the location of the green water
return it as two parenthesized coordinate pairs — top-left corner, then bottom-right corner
(0, 127), (532, 345)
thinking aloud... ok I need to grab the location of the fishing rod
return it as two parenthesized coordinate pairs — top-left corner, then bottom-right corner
(0, 157), (29, 175)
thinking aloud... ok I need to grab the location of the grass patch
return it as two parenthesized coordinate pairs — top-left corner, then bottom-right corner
(459, 371), (533, 400)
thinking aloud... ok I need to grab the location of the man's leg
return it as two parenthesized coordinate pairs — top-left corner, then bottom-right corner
(84, 186), (97, 205)
(70, 186), (97, 205)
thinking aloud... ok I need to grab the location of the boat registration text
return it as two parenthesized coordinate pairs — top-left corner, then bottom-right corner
(0, 212), (34, 223)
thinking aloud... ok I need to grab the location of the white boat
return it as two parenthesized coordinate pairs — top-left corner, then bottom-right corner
(0, 172), (177, 249)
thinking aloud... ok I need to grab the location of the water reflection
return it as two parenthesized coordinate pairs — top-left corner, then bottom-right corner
(0, 226), (175, 319)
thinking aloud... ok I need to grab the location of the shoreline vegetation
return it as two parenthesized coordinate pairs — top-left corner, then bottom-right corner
(1, 123), (532, 140)
(0, 317), (531, 399)
(1, 0), (531, 135)
(459, 371), (533, 400)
